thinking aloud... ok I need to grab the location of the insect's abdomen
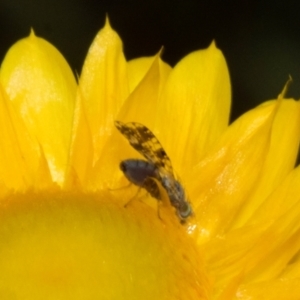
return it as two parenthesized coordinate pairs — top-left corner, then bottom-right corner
(120, 159), (160, 199)
(120, 159), (157, 185)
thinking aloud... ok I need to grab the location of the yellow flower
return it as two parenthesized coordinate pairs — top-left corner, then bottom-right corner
(0, 18), (300, 299)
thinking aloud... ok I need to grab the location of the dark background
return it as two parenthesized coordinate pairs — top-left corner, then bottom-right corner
(1, 0), (300, 121)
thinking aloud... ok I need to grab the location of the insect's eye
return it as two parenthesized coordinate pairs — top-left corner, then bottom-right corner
(120, 162), (127, 172)
(178, 203), (192, 219)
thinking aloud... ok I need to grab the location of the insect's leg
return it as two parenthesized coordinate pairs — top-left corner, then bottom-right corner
(108, 182), (132, 191)
(124, 187), (142, 208)
(124, 177), (159, 208)
(142, 177), (163, 220)
(157, 201), (163, 221)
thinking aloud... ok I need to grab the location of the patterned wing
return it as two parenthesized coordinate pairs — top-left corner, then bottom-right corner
(115, 121), (174, 176)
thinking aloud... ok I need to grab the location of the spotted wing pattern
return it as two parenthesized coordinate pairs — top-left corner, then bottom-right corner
(115, 121), (173, 178)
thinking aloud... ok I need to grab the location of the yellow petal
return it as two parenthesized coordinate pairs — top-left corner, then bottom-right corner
(244, 209), (300, 282)
(127, 56), (171, 93)
(251, 163), (300, 226)
(0, 81), (53, 191)
(67, 93), (93, 188)
(88, 54), (169, 189)
(0, 30), (76, 185)
(34, 145), (56, 190)
(232, 99), (300, 227)
(191, 100), (278, 243)
(281, 257), (300, 279)
(238, 275), (300, 299)
(0, 83), (32, 190)
(117, 52), (170, 123)
(156, 42), (231, 175)
(205, 162), (300, 297)
(202, 225), (267, 297)
(78, 18), (129, 165)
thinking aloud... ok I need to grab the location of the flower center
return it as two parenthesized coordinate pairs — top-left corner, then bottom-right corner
(0, 190), (209, 299)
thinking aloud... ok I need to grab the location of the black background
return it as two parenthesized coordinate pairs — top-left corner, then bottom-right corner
(1, 0), (300, 121)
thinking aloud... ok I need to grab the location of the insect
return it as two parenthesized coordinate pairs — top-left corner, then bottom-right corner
(115, 120), (192, 222)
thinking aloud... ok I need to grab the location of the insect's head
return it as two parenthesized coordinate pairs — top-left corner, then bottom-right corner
(176, 200), (193, 222)
(161, 177), (193, 221)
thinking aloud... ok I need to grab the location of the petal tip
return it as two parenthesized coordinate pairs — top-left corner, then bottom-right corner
(209, 40), (217, 48)
(105, 14), (112, 29)
(29, 28), (35, 36)
(278, 77), (293, 99)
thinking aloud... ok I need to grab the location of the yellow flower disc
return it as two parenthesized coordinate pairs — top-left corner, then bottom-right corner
(0, 191), (210, 299)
